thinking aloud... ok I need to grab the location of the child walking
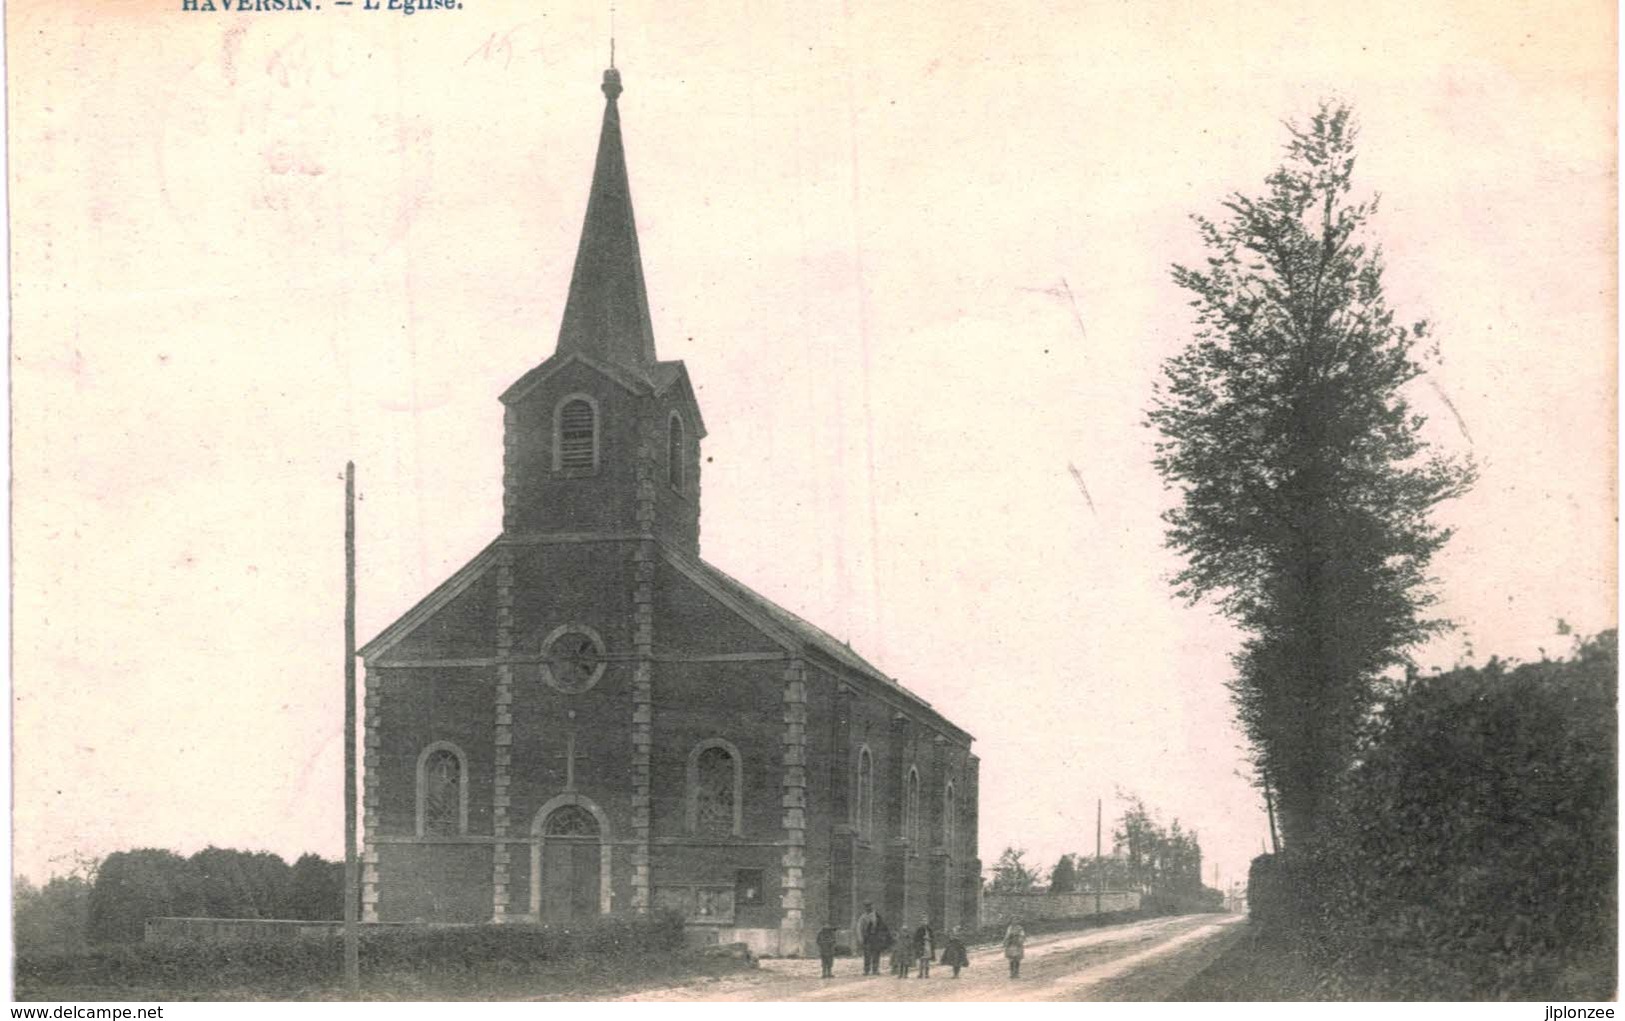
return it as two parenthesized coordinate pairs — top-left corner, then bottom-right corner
(914, 915), (935, 978)
(1003, 921), (1026, 979)
(816, 924), (838, 979)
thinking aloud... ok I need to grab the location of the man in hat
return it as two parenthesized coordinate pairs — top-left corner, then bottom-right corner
(857, 901), (883, 976)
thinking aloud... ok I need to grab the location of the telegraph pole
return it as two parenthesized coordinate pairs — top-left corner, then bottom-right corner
(1094, 798), (1103, 916)
(344, 462), (360, 994)
(1262, 777), (1280, 854)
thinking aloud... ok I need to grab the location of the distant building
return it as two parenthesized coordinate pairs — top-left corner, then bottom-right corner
(358, 64), (979, 954)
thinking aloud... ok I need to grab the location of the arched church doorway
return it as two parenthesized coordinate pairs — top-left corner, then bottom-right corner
(530, 796), (612, 922)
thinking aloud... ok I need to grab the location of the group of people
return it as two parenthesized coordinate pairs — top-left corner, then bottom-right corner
(814, 903), (1026, 981)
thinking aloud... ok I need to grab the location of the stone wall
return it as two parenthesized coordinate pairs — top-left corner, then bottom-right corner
(980, 890), (1141, 928)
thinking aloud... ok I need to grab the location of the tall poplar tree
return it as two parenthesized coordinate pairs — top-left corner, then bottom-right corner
(1149, 104), (1475, 847)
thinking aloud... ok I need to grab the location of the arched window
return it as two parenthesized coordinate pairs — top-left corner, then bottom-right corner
(854, 746), (874, 840)
(943, 781), (956, 850)
(906, 767), (921, 844)
(687, 739), (743, 837)
(416, 742), (468, 836)
(668, 414), (685, 491)
(554, 396), (599, 471)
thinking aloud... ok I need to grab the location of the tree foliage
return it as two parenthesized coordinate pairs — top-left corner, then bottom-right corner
(82, 847), (344, 943)
(1149, 103), (1475, 844)
(1048, 853), (1078, 894)
(1072, 854), (1135, 894)
(1111, 795), (1205, 896)
(15, 874), (94, 954)
(986, 847), (1041, 894)
(89, 849), (207, 943)
(285, 853), (345, 922)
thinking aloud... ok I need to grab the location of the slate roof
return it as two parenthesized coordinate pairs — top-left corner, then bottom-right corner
(554, 67), (658, 375)
(680, 554), (950, 705)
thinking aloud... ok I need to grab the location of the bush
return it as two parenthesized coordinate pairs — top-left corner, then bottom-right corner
(1246, 855), (1280, 923)
(17, 911), (689, 999)
(1260, 632), (1617, 999)
(1143, 887), (1224, 915)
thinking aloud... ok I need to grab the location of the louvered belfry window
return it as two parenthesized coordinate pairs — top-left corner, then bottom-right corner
(668, 415), (685, 490)
(557, 398), (597, 470)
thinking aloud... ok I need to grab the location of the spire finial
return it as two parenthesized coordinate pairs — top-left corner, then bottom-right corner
(602, 2), (622, 99)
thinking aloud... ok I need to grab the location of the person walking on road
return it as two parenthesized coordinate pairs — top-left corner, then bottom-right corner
(890, 931), (913, 978)
(1003, 921), (1026, 979)
(941, 929), (970, 978)
(914, 915), (935, 978)
(857, 903), (883, 976)
(816, 924), (838, 979)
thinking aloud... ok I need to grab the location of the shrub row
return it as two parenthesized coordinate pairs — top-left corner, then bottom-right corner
(1251, 633), (1617, 1000)
(17, 910), (687, 998)
(1142, 888), (1225, 915)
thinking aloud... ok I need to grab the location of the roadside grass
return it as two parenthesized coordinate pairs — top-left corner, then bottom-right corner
(1170, 921), (1335, 1001)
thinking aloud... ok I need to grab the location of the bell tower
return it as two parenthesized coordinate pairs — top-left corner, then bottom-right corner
(498, 65), (705, 555)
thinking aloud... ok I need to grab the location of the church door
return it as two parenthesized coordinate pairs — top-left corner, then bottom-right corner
(542, 805), (602, 921)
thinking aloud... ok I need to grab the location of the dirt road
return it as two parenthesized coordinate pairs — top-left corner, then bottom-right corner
(619, 913), (1247, 1002)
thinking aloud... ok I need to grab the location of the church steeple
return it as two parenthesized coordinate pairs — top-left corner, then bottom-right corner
(500, 62), (703, 551)
(555, 65), (658, 374)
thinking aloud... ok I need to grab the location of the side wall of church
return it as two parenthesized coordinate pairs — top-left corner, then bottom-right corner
(800, 662), (979, 949)
(800, 671), (838, 949)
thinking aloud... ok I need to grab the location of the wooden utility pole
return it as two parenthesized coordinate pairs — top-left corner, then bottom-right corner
(344, 462), (360, 994)
(1262, 777), (1280, 854)
(1094, 798), (1103, 916)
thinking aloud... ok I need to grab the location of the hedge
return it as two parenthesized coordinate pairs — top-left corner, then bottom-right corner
(17, 910), (688, 998)
(1253, 633), (1617, 1000)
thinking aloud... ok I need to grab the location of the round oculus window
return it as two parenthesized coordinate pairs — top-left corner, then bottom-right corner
(540, 626), (606, 693)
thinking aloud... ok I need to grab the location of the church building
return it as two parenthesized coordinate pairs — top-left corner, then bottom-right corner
(358, 64), (980, 956)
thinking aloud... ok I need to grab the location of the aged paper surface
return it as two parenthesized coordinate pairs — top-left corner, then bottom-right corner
(7, 0), (1616, 1004)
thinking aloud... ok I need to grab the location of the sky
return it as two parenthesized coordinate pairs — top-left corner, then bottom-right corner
(8, 0), (1616, 894)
